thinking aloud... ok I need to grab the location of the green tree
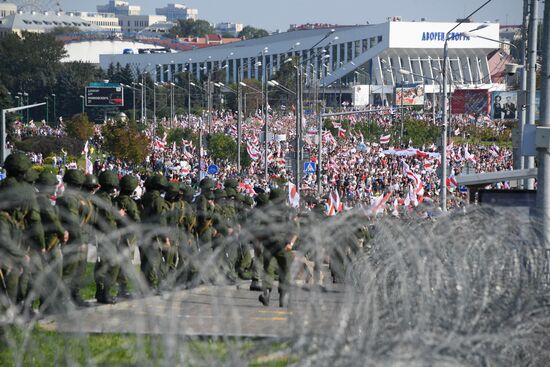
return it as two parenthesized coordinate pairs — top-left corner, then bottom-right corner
(170, 19), (215, 38)
(0, 32), (66, 95)
(55, 62), (104, 120)
(239, 26), (269, 39)
(102, 120), (150, 164)
(167, 127), (197, 145)
(65, 113), (94, 142)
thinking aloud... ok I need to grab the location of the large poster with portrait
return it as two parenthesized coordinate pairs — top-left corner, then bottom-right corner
(492, 91), (518, 120)
(395, 83), (425, 106)
(451, 89), (490, 114)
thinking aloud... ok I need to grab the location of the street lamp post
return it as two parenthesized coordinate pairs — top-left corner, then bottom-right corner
(439, 1), (492, 212)
(23, 92), (29, 123)
(51, 93), (57, 127)
(80, 95), (85, 114)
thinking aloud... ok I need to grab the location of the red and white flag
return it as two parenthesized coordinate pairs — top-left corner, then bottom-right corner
(447, 169), (458, 188)
(326, 190), (342, 216)
(380, 134), (391, 145)
(246, 142), (260, 161)
(369, 191), (393, 215)
(288, 182), (300, 208)
(338, 127), (346, 139)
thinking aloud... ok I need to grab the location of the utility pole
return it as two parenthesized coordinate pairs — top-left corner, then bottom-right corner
(400, 80), (405, 147)
(264, 60), (269, 182)
(132, 82), (136, 123)
(317, 79), (323, 194)
(207, 71), (213, 134)
(295, 65), (302, 197)
(516, 0), (529, 187)
(237, 75), (243, 174)
(526, 0), (539, 189)
(537, 0), (550, 247)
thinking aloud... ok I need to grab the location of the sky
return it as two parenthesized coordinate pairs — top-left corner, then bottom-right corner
(59, 0), (523, 31)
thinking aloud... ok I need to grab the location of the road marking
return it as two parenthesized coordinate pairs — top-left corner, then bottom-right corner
(257, 310), (293, 315)
(251, 317), (287, 321)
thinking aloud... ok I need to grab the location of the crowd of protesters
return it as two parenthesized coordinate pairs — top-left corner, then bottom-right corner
(2, 106), (516, 217)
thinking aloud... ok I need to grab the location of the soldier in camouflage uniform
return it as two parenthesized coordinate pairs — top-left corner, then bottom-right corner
(93, 171), (120, 304)
(194, 178), (217, 284)
(0, 154), (45, 314)
(114, 175), (140, 298)
(176, 183), (197, 286)
(140, 175), (170, 293)
(212, 188), (239, 282)
(163, 182), (185, 287)
(36, 171), (68, 312)
(256, 188), (298, 307)
(57, 169), (90, 307)
(0, 187), (26, 313)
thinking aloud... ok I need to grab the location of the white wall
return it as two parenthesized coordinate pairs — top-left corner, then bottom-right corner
(63, 40), (165, 64)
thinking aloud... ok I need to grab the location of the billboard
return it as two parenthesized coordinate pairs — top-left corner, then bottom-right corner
(451, 89), (490, 114)
(491, 91), (518, 120)
(85, 83), (124, 107)
(395, 83), (425, 106)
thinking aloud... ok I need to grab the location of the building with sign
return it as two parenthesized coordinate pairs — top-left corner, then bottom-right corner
(99, 19), (503, 105)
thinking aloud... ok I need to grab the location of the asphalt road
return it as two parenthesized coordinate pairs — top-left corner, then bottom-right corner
(39, 282), (348, 338)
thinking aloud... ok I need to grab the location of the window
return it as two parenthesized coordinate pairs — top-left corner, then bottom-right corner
(362, 39), (369, 52)
(354, 40), (361, 56)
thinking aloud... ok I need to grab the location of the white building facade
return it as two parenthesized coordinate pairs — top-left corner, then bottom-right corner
(215, 22), (243, 37)
(155, 3), (198, 22)
(100, 21), (502, 103)
(0, 2), (16, 19)
(97, 0), (141, 16)
(117, 14), (166, 34)
(67, 12), (121, 32)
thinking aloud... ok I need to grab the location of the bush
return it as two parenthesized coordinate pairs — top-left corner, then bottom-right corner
(15, 136), (84, 156)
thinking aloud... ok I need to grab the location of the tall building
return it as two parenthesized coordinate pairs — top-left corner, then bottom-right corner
(97, 0), (141, 16)
(67, 12), (121, 32)
(0, 2), (16, 19)
(215, 22), (243, 37)
(155, 3), (198, 22)
(118, 14), (166, 34)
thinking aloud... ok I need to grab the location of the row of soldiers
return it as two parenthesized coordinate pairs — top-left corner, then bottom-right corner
(1, 152), (362, 315)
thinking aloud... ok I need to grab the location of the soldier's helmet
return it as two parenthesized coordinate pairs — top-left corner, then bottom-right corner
(23, 168), (39, 184)
(255, 193), (269, 207)
(37, 171), (58, 187)
(166, 181), (180, 195)
(243, 195), (254, 207)
(269, 188), (285, 203)
(64, 169), (85, 187)
(149, 175), (168, 191)
(179, 183), (194, 202)
(98, 170), (119, 190)
(119, 175), (138, 194)
(83, 174), (100, 189)
(199, 177), (215, 190)
(204, 190), (215, 200)
(224, 178), (239, 189)
(214, 189), (227, 200)
(3, 153), (32, 177)
(225, 187), (237, 199)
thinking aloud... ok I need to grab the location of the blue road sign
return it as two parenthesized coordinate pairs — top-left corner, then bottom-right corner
(304, 161), (316, 174)
(207, 164), (219, 175)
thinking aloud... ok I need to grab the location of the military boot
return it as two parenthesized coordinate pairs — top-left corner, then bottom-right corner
(259, 288), (271, 306)
(71, 289), (90, 308)
(249, 280), (262, 292)
(279, 290), (289, 308)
